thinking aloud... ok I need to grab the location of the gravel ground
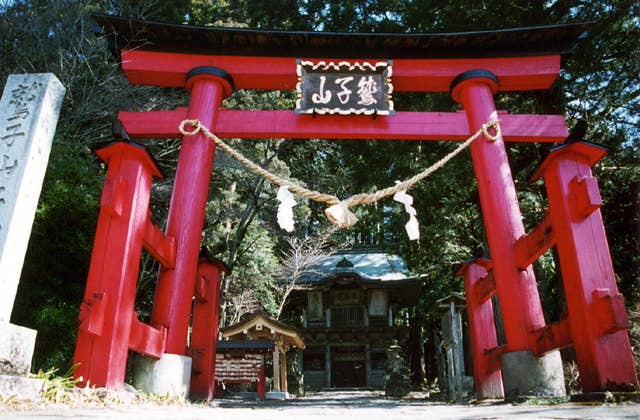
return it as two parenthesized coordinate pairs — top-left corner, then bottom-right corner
(2, 390), (639, 419)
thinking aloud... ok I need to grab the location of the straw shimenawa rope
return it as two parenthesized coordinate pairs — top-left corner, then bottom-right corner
(179, 118), (501, 228)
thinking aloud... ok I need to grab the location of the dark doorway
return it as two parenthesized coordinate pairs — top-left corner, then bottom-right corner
(332, 346), (365, 387)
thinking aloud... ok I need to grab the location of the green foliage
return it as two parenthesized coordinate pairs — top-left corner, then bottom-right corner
(1, 0), (188, 369)
(32, 365), (81, 404)
(0, 0), (637, 378)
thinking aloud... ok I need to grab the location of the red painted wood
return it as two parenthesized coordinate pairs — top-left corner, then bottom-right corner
(99, 177), (126, 217)
(458, 259), (503, 399)
(142, 215), (176, 269)
(484, 346), (506, 376)
(514, 211), (556, 270)
(73, 142), (161, 388)
(151, 74), (228, 354)
(257, 362), (266, 400)
(570, 175), (602, 218)
(452, 76), (547, 352)
(118, 108), (568, 142)
(592, 289), (629, 335)
(78, 292), (106, 336)
(474, 271), (496, 304)
(121, 50), (560, 92)
(128, 312), (165, 358)
(529, 318), (572, 356)
(189, 259), (226, 401)
(534, 142), (638, 391)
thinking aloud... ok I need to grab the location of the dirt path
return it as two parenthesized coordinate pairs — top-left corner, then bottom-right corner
(2, 390), (639, 419)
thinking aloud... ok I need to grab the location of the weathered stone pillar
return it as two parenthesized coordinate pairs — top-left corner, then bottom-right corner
(0, 73), (65, 322)
(0, 74), (65, 399)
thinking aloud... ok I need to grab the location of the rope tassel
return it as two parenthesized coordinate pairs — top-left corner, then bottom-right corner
(324, 202), (359, 228)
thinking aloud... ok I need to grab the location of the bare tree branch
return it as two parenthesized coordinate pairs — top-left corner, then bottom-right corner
(273, 228), (337, 319)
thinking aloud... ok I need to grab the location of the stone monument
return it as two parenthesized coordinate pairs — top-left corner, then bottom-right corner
(0, 73), (65, 399)
(384, 339), (411, 398)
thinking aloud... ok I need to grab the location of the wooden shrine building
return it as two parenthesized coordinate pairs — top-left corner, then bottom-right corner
(219, 309), (305, 397)
(282, 249), (425, 389)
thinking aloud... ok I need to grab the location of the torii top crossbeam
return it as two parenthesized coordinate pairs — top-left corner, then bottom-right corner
(93, 14), (588, 142)
(94, 13), (587, 59)
(94, 14), (588, 92)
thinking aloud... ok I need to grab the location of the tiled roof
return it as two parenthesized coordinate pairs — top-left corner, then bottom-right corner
(296, 250), (421, 285)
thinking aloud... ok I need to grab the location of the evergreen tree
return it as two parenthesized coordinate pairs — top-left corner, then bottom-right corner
(0, 0), (636, 375)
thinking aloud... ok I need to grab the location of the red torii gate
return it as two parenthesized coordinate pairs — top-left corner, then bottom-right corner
(74, 14), (638, 399)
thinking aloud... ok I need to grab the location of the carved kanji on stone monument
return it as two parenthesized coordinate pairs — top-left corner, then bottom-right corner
(0, 73), (65, 400)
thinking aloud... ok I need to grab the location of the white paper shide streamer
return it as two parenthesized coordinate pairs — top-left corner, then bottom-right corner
(393, 185), (420, 241)
(277, 186), (297, 232)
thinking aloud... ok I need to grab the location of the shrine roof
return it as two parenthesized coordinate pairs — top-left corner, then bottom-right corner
(220, 309), (305, 349)
(295, 249), (425, 286)
(436, 293), (467, 308)
(216, 340), (274, 351)
(92, 13), (590, 59)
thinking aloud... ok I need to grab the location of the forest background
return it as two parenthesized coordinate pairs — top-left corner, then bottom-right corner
(1, 0), (638, 385)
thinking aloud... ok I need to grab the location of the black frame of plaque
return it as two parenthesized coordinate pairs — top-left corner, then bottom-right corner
(295, 60), (394, 115)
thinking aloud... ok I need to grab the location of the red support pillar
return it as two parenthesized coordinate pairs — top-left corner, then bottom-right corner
(451, 70), (564, 397)
(456, 258), (504, 399)
(73, 141), (162, 388)
(257, 359), (266, 400)
(531, 141), (639, 391)
(451, 70), (546, 348)
(151, 67), (233, 355)
(189, 258), (229, 401)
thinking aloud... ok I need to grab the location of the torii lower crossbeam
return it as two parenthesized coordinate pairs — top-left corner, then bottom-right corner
(118, 109), (567, 142)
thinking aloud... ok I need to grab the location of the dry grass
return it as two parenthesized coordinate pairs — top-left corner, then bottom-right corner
(0, 367), (192, 411)
(563, 360), (581, 394)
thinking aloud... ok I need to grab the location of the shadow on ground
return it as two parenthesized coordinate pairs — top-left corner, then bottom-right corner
(216, 390), (438, 409)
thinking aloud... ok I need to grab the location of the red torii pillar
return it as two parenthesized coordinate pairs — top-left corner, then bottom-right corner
(151, 67), (233, 356)
(456, 258), (504, 399)
(531, 141), (638, 391)
(451, 70), (565, 397)
(190, 258), (229, 401)
(73, 141), (163, 388)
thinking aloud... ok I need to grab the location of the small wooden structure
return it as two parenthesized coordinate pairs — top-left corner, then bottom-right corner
(215, 340), (272, 400)
(220, 310), (305, 397)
